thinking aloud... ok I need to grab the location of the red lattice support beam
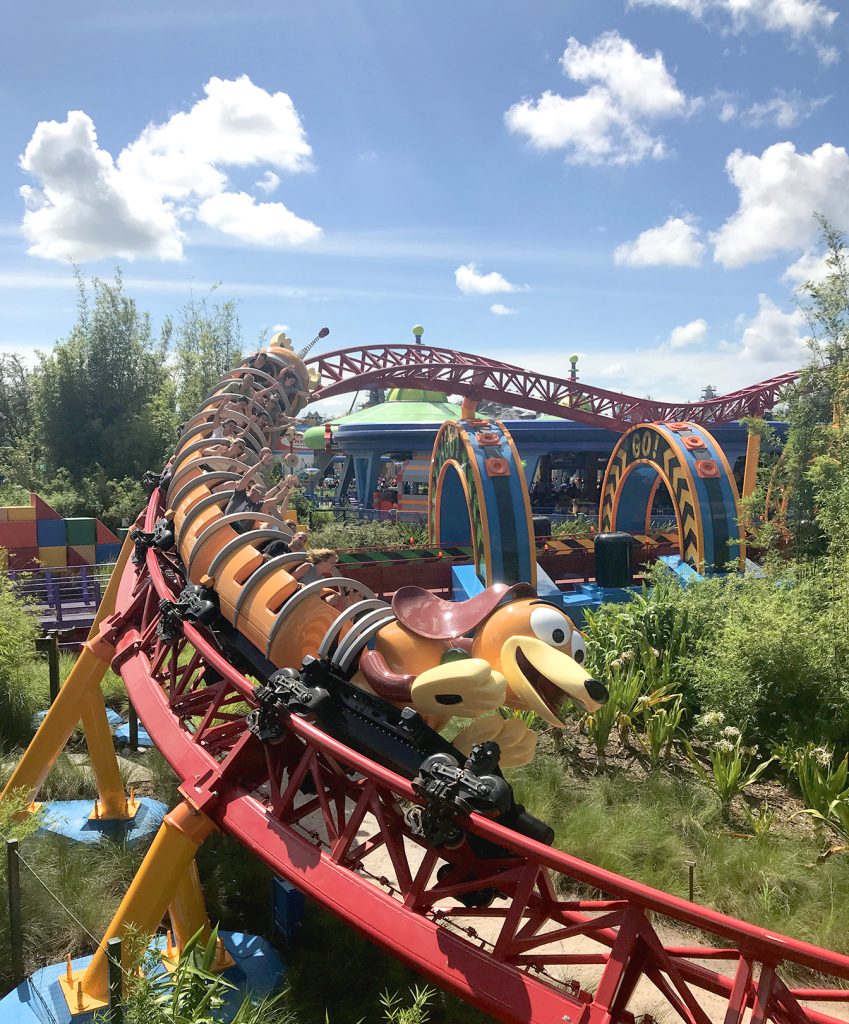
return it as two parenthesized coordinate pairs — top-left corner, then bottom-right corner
(306, 345), (799, 432)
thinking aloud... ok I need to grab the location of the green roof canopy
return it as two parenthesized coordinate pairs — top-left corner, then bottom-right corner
(303, 392), (462, 449)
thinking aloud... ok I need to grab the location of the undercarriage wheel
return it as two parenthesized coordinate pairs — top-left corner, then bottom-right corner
(437, 863), (497, 908)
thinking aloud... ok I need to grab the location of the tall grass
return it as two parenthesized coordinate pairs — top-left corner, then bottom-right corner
(509, 760), (849, 952)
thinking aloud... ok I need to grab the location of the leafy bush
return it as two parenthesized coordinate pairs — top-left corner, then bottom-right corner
(785, 744), (849, 850)
(551, 518), (594, 538)
(683, 569), (849, 750)
(683, 727), (775, 816)
(0, 573), (40, 747)
(306, 519), (428, 551)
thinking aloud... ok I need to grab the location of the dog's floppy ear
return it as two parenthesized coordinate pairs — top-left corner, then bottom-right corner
(392, 583), (537, 640)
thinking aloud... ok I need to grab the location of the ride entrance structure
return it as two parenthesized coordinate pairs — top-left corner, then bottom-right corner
(2, 337), (848, 1024)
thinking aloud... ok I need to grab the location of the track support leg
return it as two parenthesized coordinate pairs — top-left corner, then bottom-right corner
(740, 426), (762, 564)
(168, 859), (213, 952)
(0, 538), (136, 820)
(59, 799), (223, 1014)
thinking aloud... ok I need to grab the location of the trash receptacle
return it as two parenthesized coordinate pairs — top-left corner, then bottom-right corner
(594, 532), (633, 588)
(532, 516), (551, 539)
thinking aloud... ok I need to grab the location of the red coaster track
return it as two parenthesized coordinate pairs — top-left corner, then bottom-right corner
(307, 345), (799, 431)
(109, 490), (849, 1024)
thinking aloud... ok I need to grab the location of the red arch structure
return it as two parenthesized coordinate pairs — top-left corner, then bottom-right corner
(307, 344), (799, 432)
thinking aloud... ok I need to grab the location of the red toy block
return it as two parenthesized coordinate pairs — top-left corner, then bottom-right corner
(31, 493), (62, 520)
(0, 520), (38, 547)
(96, 519), (120, 543)
(8, 546), (40, 570)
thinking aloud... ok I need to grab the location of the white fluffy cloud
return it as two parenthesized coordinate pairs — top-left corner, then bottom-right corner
(455, 263), (516, 295)
(505, 32), (689, 166)
(490, 303), (517, 315)
(711, 142), (849, 268)
(256, 170), (281, 195)
(599, 362), (627, 377)
(19, 75), (319, 262)
(614, 216), (705, 267)
(738, 294), (807, 360)
(19, 112), (182, 261)
(719, 91), (829, 128)
(629, 0), (838, 61)
(782, 248), (831, 285)
(668, 318), (708, 348)
(198, 192), (319, 246)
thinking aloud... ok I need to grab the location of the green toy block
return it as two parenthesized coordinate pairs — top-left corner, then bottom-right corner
(65, 518), (97, 546)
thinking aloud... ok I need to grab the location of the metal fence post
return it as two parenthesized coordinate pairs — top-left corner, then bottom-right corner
(34, 633), (61, 705)
(47, 632), (60, 705)
(107, 936), (124, 1023)
(6, 839), (25, 985)
(128, 704), (139, 750)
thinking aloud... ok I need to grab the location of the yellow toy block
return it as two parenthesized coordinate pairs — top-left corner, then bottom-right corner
(39, 546), (68, 568)
(6, 505), (36, 522)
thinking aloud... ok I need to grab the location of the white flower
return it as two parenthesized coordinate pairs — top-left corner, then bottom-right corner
(813, 746), (833, 767)
(715, 739), (735, 755)
(722, 726), (741, 740)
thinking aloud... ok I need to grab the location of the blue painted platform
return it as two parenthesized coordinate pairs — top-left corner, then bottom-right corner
(38, 798), (167, 846)
(113, 722), (154, 748)
(658, 554), (705, 586)
(0, 931), (285, 1024)
(33, 708), (124, 729)
(451, 563), (636, 626)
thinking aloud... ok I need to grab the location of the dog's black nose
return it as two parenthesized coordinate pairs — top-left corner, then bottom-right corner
(585, 679), (609, 704)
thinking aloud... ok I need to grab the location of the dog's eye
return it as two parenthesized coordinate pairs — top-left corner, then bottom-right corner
(571, 632), (586, 665)
(530, 607), (571, 648)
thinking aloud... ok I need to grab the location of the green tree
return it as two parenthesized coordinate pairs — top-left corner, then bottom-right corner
(33, 269), (175, 483)
(0, 354), (33, 447)
(796, 216), (849, 551)
(170, 291), (243, 421)
(769, 216), (849, 554)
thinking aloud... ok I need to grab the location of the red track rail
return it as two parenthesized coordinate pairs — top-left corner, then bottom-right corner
(107, 492), (849, 1024)
(307, 345), (799, 432)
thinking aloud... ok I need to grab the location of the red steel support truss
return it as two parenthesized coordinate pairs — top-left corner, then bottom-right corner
(105, 492), (849, 1024)
(306, 345), (800, 432)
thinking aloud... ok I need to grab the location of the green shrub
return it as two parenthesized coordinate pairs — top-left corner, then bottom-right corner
(685, 570), (849, 749)
(683, 729), (776, 817)
(306, 519), (428, 551)
(551, 518), (593, 538)
(0, 573), (40, 747)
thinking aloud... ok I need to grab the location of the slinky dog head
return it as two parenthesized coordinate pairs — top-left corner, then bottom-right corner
(392, 585), (608, 728)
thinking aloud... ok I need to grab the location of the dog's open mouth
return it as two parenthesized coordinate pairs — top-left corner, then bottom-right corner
(515, 646), (567, 718)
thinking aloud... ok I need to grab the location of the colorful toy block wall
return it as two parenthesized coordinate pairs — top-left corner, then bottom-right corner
(0, 493), (122, 570)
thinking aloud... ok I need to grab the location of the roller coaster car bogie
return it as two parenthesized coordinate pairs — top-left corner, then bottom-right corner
(246, 657), (555, 855)
(130, 516), (176, 563)
(143, 468), (169, 495)
(156, 583), (220, 643)
(174, 582), (220, 626)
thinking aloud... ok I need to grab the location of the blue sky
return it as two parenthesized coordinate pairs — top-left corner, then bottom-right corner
(1, 0), (847, 412)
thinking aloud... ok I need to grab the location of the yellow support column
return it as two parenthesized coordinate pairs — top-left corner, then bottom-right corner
(739, 428), (762, 567)
(169, 861), (212, 950)
(60, 801), (216, 1013)
(742, 428), (762, 500)
(0, 536), (135, 818)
